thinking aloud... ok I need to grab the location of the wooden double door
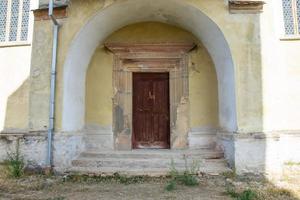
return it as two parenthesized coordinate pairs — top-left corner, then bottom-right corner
(132, 72), (170, 149)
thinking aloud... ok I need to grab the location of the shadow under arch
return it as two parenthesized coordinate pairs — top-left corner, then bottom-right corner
(62, 0), (237, 133)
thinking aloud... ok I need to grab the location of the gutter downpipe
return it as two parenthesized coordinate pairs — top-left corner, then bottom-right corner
(47, 0), (60, 169)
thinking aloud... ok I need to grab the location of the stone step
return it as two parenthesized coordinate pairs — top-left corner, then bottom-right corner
(68, 162), (231, 176)
(69, 149), (230, 176)
(72, 157), (227, 169)
(80, 149), (223, 160)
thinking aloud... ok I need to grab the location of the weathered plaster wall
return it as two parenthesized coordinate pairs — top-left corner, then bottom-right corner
(28, 20), (53, 132)
(0, 132), (84, 171)
(85, 22), (218, 129)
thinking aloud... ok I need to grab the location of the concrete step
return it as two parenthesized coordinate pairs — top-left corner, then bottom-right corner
(80, 149), (223, 160)
(69, 149), (230, 176)
(71, 157), (227, 169)
(68, 167), (174, 176)
(68, 165), (231, 176)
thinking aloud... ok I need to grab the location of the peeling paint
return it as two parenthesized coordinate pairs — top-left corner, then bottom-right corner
(172, 97), (189, 149)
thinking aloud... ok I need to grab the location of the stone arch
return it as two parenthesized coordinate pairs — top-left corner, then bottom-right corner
(62, 0), (237, 132)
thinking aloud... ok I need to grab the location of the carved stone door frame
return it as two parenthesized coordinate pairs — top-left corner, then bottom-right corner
(105, 43), (195, 150)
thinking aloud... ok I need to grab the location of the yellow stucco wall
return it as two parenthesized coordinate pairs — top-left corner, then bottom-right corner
(85, 47), (113, 126)
(45, 0), (257, 132)
(50, 0), (261, 132)
(29, 20), (53, 132)
(189, 47), (219, 128)
(85, 22), (219, 128)
(4, 79), (29, 130)
(25, 0), (300, 134)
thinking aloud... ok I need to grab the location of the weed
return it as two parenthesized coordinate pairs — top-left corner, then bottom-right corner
(266, 187), (293, 197)
(176, 171), (199, 186)
(4, 140), (25, 178)
(226, 187), (258, 200)
(114, 173), (147, 184)
(222, 170), (236, 179)
(225, 186), (239, 197)
(165, 155), (201, 191)
(165, 179), (176, 191)
(238, 189), (258, 200)
(46, 197), (65, 200)
(64, 173), (151, 185)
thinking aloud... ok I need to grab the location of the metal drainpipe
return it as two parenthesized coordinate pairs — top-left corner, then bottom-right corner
(47, 0), (60, 168)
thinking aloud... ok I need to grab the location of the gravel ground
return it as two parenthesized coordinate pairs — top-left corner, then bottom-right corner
(0, 166), (299, 200)
(0, 175), (231, 200)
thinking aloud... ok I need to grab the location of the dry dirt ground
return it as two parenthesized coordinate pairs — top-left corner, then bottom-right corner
(0, 166), (299, 200)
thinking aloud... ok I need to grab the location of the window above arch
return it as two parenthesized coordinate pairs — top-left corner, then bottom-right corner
(282, 0), (300, 37)
(0, 0), (31, 46)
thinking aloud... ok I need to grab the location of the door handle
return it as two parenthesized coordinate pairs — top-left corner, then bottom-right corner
(149, 91), (155, 100)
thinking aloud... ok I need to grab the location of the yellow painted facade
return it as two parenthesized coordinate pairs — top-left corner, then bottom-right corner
(37, 0), (261, 132)
(4, 79), (29, 130)
(85, 46), (113, 126)
(1, 0), (299, 134)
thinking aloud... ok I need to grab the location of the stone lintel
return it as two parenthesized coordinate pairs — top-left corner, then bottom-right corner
(105, 43), (196, 54)
(228, 0), (266, 14)
(33, 6), (68, 21)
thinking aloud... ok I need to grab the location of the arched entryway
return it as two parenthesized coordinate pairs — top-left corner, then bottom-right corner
(84, 22), (220, 151)
(62, 0), (237, 136)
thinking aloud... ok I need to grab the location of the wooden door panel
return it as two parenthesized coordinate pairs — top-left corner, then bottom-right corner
(133, 72), (170, 149)
(135, 80), (152, 112)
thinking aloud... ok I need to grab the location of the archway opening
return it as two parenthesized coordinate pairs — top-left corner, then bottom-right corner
(62, 0), (237, 134)
(85, 22), (219, 150)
